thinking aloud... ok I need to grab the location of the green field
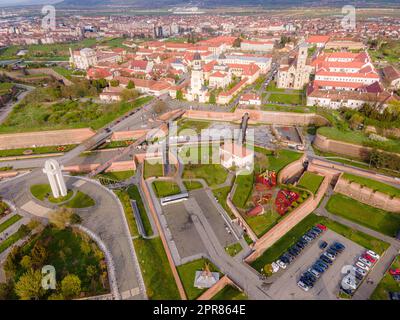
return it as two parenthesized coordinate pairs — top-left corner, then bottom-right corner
(152, 181), (181, 198)
(0, 145), (76, 158)
(254, 146), (303, 172)
(64, 191), (95, 209)
(245, 210), (282, 238)
(268, 93), (303, 105)
(114, 189), (139, 237)
(371, 256), (400, 300)
(232, 173), (254, 209)
(326, 194), (400, 237)
(265, 81), (286, 92)
(342, 173), (400, 198)
(0, 96), (152, 133)
(225, 242), (243, 257)
(317, 127), (400, 154)
(127, 185), (153, 236)
(177, 119), (211, 135)
(98, 170), (135, 182)
(143, 160), (163, 179)
(0, 214), (22, 233)
(261, 104), (316, 114)
(212, 186), (235, 219)
(177, 258), (220, 300)
(250, 213), (389, 273)
(211, 285), (248, 300)
(0, 226), (28, 254)
(30, 184), (52, 201)
(133, 237), (180, 300)
(297, 172), (324, 194)
(183, 180), (203, 191)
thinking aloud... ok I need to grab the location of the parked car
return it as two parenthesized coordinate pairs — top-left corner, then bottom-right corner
(362, 253), (376, 264)
(312, 264), (325, 274)
(319, 241), (328, 249)
(393, 275), (400, 281)
(356, 261), (370, 271)
(355, 267), (368, 277)
(333, 242), (345, 250)
(271, 262), (280, 273)
(324, 252), (336, 261)
(302, 235), (313, 242)
(311, 227), (322, 234)
(277, 260), (287, 269)
(389, 292), (400, 300)
(316, 224), (327, 231)
(308, 268), (320, 278)
(327, 248), (338, 256)
(297, 281), (309, 292)
(389, 269), (400, 276)
(366, 250), (380, 260)
(320, 255), (333, 265)
(316, 260), (329, 270)
(358, 257), (372, 268)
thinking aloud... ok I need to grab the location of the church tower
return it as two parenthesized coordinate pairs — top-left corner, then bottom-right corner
(294, 43), (309, 89)
(190, 52), (204, 93)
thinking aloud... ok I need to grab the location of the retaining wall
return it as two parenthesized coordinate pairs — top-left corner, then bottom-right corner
(334, 174), (400, 213)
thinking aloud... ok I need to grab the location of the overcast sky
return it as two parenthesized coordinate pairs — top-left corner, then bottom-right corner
(0, 0), (62, 7)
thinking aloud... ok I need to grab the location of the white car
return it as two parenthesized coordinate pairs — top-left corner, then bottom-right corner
(366, 250), (380, 260)
(355, 267), (367, 277)
(308, 268), (320, 278)
(297, 281), (309, 292)
(358, 257), (372, 268)
(356, 261), (370, 271)
(324, 252), (336, 260)
(276, 260), (287, 269)
(271, 262), (280, 273)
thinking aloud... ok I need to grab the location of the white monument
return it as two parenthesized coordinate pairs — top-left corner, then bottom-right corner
(43, 159), (67, 198)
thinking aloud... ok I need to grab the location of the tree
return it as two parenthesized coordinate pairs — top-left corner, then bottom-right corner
(176, 89), (183, 100)
(233, 37), (242, 48)
(121, 89), (138, 101)
(109, 79), (119, 87)
(126, 80), (135, 89)
(61, 274), (81, 299)
(48, 207), (76, 230)
(209, 91), (216, 104)
(20, 255), (32, 270)
(31, 242), (48, 269)
(15, 269), (44, 300)
(152, 100), (167, 114)
(263, 264), (273, 277)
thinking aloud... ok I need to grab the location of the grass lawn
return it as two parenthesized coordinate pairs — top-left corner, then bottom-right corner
(14, 226), (109, 297)
(245, 210), (282, 238)
(30, 184), (51, 201)
(211, 285), (248, 300)
(152, 181), (181, 198)
(326, 194), (400, 237)
(127, 185), (153, 236)
(183, 180), (203, 191)
(342, 173), (400, 198)
(48, 190), (74, 204)
(183, 164), (228, 188)
(261, 104), (316, 114)
(212, 186), (235, 219)
(143, 160), (163, 179)
(0, 96), (153, 133)
(64, 191), (95, 209)
(177, 119), (211, 135)
(133, 237), (180, 300)
(371, 256), (400, 300)
(268, 93), (303, 105)
(114, 189), (139, 237)
(0, 145), (76, 158)
(0, 214), (22, 233)
(177, 258), (220, 300)
(265, 81), (286, 92)
(0, 227), (27, 254)
(250, 213), (389, 273)
(99, 170), (135, 182)
(254, 146), (303, 172)
(225, 242), (243, 257)
(232, 173), (254, 209)
(297, 172), (325, 194)
(317, 127), (400, 154)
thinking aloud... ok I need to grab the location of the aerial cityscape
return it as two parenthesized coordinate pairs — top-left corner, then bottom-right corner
(0, 0), (399, 306)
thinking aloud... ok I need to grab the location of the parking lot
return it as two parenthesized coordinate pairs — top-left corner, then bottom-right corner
(266, 230), (366, 300)
(162, 202), (206, 260)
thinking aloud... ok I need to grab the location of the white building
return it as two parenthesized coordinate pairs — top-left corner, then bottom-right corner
(69, 48), (97, 70)
(240, 40), (274, 52)
(185, 52), (209, 103)
(219, 142), (254, 172)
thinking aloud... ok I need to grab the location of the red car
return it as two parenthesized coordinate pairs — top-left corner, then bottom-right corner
(389, 269), (400, 276)
(362, 253), (376, 264)
(316, 224), (327, 231)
